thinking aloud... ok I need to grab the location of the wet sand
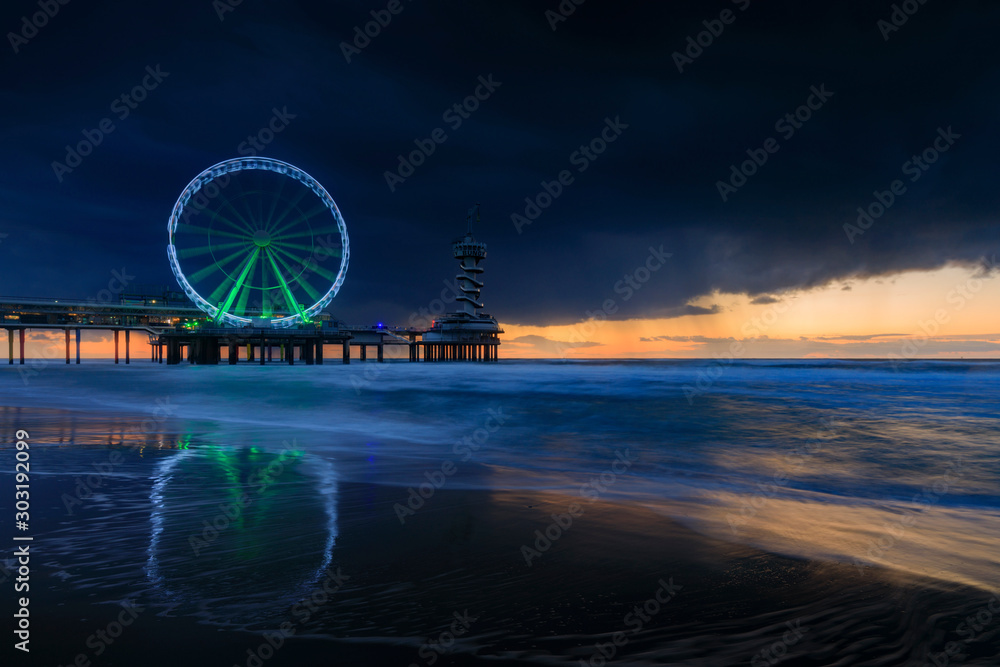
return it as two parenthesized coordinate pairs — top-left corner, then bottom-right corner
(16, 479), (1000, 666)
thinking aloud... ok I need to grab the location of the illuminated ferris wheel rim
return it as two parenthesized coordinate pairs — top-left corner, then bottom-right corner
(166, 157), (350, 328)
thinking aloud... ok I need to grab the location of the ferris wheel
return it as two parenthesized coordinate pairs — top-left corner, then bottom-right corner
(167, 157), (349, 328)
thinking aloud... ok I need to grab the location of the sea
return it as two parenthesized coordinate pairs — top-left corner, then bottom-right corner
(1, 359), (998, 666)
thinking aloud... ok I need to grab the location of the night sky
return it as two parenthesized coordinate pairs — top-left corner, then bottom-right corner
(2, 0), (998, 353)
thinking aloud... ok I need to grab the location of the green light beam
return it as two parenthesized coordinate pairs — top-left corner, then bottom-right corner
(188, 246), (252, 285)
(177, 240), (247, 259)
(215, 247), (261, 321)
(206, 247), (260, 304)
(270, 244), (342, 283)
(270, 225), (341, 242)
(264, 247), (306, 321)
(272, 240), (341, 256)
(268, 203), (333, 239)
(264, 176), (287, 229)
(268, 248), (322, 303)
(210, 204), (256, 236)
(175, 224), (251, 241)
(266, 186), (312, 234)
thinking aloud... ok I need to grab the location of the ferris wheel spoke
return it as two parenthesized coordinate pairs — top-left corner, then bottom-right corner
(204, 246), (260, 302)
(267, 247), (322, 303)
(269, 244), (341, 283)
(229, 174), (258, 229)
(266, 187), (312, 235)
(270, 240), (313, 252)
(187, 246), (251, 284)
(260, 254), (273, 317)
(270, 225), (341, 242)
(264, 177), (287, 229)
(234, 279), (254, 318)
(215, 201), (257, 235)
(175, 223), (251, 241)
(271, 240), (326, 255)
(264, 248), (306, 320)
(268, 203), (334, 239)
(255, 190), (264, 232)
(215, 247), (261, 321)
(176, 240), (247, 259)
(270, 200), (334, 239)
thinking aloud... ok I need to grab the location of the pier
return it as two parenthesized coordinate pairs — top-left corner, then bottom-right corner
(0, 296), (500, 365)
(2, 200), (503, 367)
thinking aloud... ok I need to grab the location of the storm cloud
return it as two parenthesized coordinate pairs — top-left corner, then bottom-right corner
(1, 1), (997, 327)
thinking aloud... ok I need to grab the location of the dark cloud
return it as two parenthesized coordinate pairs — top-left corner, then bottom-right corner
(1, 1), (998, 327)
(749, 295), (780, 305)
(648, 304), (722, 320)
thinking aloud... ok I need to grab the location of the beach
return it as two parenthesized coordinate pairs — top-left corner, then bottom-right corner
(2, 361), (998, 665)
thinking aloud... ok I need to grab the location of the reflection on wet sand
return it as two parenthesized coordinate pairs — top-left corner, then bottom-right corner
(146, 443), (338, 626)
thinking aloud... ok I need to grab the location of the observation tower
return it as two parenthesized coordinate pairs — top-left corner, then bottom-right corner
(422, 205), (502, 361)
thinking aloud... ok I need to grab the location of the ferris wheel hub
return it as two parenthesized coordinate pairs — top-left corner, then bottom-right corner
(252, 230), (272, 247)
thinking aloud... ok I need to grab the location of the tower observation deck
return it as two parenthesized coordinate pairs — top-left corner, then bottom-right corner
(422, 205), (502, 361)
(453, 211), (488, 315)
